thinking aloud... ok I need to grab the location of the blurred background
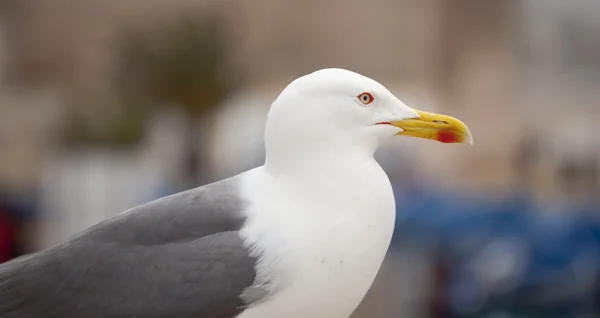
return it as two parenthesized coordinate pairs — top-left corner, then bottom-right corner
(1, 0), (599, 317)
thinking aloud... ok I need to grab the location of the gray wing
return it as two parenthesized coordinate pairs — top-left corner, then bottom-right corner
(0, 175), (265, 318)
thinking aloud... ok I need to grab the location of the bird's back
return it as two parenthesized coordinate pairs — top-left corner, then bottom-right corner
(0, 175), (264, 318)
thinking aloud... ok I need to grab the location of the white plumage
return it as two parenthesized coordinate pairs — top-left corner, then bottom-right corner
(235, 68), (427, 318)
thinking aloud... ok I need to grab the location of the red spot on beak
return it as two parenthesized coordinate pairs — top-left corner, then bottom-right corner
(437, 131), (458, 143)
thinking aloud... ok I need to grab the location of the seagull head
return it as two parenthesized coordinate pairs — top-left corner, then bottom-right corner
(264, 68), (473, 167)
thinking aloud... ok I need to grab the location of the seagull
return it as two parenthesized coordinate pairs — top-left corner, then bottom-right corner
(0, 68), (472, 318)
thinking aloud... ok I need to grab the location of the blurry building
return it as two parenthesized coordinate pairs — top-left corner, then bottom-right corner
(521, 0), (600, 205)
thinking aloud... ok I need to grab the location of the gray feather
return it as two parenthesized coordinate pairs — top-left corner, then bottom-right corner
(0, 175), (267, 318)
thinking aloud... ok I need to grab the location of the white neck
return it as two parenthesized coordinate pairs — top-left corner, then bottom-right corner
(265, 131), (379, 176)
(262, 133), (390, 213)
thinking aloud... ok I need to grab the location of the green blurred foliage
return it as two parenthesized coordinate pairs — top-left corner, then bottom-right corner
(63, 15), (240, 148)
(62, 103), (148, 148)
(115, 15), (241, 116)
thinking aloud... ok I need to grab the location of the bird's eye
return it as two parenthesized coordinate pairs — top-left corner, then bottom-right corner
(358, 92), (374, 105)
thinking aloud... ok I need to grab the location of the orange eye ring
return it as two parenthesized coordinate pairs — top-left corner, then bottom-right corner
(358, 92), (374, 105)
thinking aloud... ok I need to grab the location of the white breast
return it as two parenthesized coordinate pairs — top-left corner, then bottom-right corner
(238, 162), (396, 318)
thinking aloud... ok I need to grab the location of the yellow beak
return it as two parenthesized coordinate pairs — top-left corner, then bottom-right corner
(390, 109), (473, 144)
